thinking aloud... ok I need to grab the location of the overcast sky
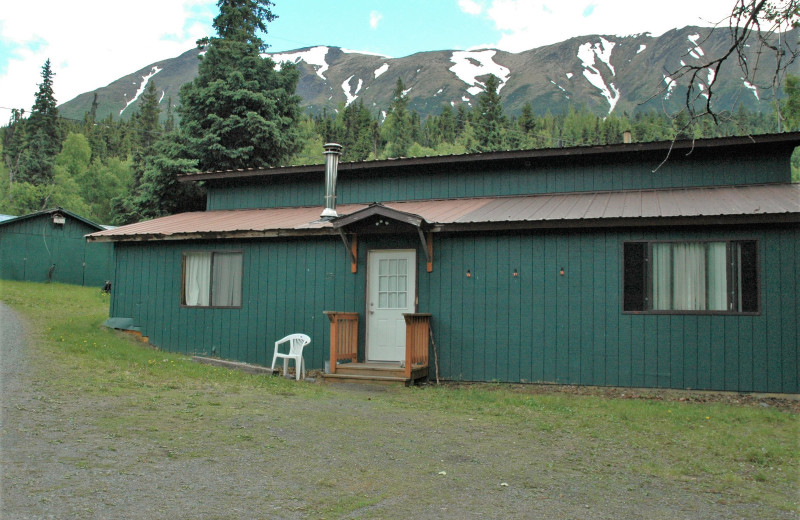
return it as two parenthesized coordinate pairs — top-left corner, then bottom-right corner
(0, 0), (738, 118)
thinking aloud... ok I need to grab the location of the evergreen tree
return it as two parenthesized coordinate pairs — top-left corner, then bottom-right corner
(780, 74), (800, 131)
(133, 134), (205, 221)
(113, 80), (163, 223)
(23, 59), (61, 185)
(433, 104), (456, 145)
(164, 96), (176, 133)
(472, 75), (505, 152)
(518, 102), (535, 135)
(338, 100), (376, 162)
(179, 0), (301, 171)
(382, 78), (412, 157)
(2, 109), (27, 198)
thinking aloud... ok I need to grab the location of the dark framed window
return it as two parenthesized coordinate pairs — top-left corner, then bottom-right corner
(181, 251), (243, 308)
(623, 240), (758, 314)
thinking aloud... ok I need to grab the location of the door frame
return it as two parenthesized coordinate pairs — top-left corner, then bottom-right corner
(365, 249), (417, 362)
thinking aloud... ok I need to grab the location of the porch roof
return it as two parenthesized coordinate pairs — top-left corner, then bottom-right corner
(87, 183), (800, 242)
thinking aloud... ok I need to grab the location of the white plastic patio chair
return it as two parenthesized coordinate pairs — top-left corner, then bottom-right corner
(271, 333), (311, 380)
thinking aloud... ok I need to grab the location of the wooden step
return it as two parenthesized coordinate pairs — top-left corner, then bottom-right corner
(323, 372), (410, 384)
(334, 364), (406, 378)
(323, 362), (429, 385)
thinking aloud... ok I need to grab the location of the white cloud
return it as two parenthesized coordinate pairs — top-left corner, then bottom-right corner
(0, 0), (215, 114)
(369, 11), (383, 30)
(458, 0), (484, 15)
(478, 0), (737, 52)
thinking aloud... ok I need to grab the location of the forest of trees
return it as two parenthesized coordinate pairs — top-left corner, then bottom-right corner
(2, 2), (799, 226)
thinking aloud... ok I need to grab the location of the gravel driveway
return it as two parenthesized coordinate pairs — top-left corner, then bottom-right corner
(1, 301), (795, 519)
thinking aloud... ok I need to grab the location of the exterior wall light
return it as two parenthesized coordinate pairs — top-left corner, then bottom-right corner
(513, 269), (518, 278)
(560, 267), (565, 276)
(466, 270), (471, 278)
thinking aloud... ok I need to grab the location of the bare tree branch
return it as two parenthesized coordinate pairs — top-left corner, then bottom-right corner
(655, 0), (799, 126)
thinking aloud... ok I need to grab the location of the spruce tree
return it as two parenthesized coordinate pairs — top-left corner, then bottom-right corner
(2, 109), (27, 196)
(23, 59), (61, 185)
(113, 80), (163, 223)
(382, 78), (412, 158)
(179, 0), (301, 171)
(472, 75), (505, 152)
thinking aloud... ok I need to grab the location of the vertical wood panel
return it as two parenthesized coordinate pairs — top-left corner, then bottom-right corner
(473, 238), (487, 381)
(579, 233), (593, 385)
(508, 235), (522, 383)
(592, 232), (607, 386)
(542, 235), (557, 382)
(605, 234), (621, 386)
(568, 235), (582, 383)
(696, 316), (711, 388)
(764, 234), (783, 392)
(530, 235), (545, 382)
(683, 315), (697, 388)
(779, 230), (797, 392)
(724, 316), (739, 391)
(657, 315), (671, 387)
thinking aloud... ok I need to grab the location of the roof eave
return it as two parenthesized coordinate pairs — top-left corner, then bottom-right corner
(86, 227), (338, 243)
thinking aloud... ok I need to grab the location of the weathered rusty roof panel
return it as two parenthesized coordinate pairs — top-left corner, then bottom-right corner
(87, 184), (800, 241)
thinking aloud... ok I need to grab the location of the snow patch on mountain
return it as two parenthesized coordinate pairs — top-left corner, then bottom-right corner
(342, 76), (364, 106)
(663, 75), (676, 99)
(744, 80), (760, 100)
(120, 66), (162, 116)
(580, 37), (616, 76)
(687, 34), (705, 60)
(270, 46), (330, 80)
(578, 38), (619, 113)
(449, 50), (511, 95)
(374, 63), (389, 79)
(550, 80), (570, 99)
(637, 44), (647, 54)
(566, 72), (574, 79)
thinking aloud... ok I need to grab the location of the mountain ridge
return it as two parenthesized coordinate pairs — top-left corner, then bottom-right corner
(57, 25), (799, 122)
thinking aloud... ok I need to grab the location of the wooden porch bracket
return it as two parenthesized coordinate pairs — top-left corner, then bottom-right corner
(337, 230), (358, 273)
(416, 229), (433, 272)
(324, 311), (359, 374)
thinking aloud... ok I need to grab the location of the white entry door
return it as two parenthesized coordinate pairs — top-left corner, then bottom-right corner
(366, 250), (416, 362)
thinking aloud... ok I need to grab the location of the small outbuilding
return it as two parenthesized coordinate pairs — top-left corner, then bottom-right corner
(88, 134), (800, 393)
(0, 208), (114, 287)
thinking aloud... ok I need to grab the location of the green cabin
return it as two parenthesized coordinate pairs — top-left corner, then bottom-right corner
(89, 134), (800, 393)
(1, 208), (114, 287)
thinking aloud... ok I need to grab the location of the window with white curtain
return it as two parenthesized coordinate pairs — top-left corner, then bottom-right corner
(624, 240), (758, 314)
(182, 251), (243, 307)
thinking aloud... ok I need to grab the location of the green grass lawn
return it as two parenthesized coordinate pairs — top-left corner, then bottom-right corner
(1, 280), (798, 518)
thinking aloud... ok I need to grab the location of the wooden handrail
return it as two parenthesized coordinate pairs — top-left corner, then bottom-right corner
(323, 311), (358, 374)
(403, 313), (431, 379)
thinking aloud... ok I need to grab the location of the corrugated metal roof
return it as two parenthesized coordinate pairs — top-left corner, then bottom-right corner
(87, 183), (800, 242)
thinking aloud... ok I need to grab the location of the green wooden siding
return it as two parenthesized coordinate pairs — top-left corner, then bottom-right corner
(0, 215), (113, 287)
(109, 224), (798, 393)
(206, 149), (791, 211)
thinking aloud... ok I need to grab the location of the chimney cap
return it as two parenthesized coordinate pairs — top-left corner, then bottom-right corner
(323, 143), (343, 154)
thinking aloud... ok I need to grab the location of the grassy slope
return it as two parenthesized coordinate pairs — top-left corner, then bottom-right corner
(1, 280), (797, 518)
